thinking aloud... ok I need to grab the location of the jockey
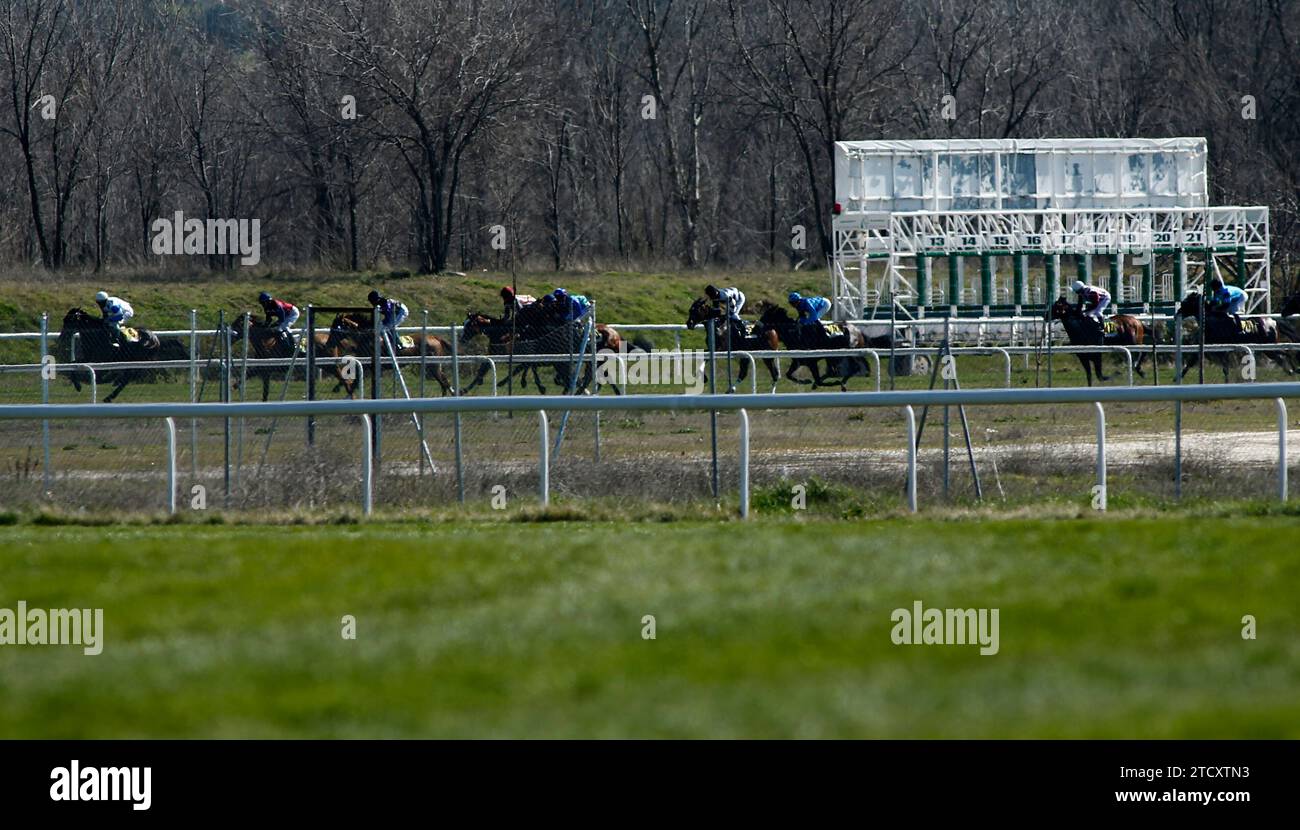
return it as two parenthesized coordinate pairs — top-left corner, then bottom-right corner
(500, 285), (537, 320)
(1072, 280), (1110, 323)
(367, 290), (408, 347)
(1206, 277), (1246, 315)
(551, 288), (591, 322)
(789, 291), (830, 327)
(94, 291), (134, 347)
(705, 284), (746, 320)
(258, 292), (299, 342)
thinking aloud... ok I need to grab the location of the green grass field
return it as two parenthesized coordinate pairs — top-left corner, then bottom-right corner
(2, 516), (1297, 738)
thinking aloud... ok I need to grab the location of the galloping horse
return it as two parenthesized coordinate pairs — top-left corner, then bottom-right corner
(228, 312), (330, 402)
(55, 308), (185, 402)
(1176, 292), (1292, 381)
(758, 304), (879, 390)
(686, 297), (781, 392)
(325, 313), (456, 398)
(1048, 297), (1149, 386)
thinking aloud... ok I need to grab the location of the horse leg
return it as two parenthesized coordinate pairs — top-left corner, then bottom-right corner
(1132, 351), (1146, 378)
(1076, 356), (1092, 386)
(460, 362), (489, 395)
(1094, 354), (1109, 382)
(785, 359), (809, 385)
(262, 373), (271, 402)
(104, 376), (130, 403)
(764, 358), (779, 393)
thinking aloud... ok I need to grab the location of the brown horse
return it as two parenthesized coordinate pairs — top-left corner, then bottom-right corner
(1048, 297), (1149, 386)
(686, 297), (781, 392)
(325, 313), (456, 397)
(228, 312), (331, 401)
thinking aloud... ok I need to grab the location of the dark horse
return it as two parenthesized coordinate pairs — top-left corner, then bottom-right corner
(757, 304), (880, 390)
(55, 308), (186, 402)
(460, 306), (638, 395)
(686, 298), (781, 392)
(1176, 292), (1291, 381)
(324, 313), (456, 398)
(1048, 297), (1149, 386)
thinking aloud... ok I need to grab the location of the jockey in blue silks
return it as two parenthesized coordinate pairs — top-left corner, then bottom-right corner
(789, 291), (830, 326)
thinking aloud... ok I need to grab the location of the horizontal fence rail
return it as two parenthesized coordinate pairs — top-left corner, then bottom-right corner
(2, 382), (1296, 518)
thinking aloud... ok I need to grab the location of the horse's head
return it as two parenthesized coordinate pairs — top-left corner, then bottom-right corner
(61, 307), (98, 330)
(1177, 292), (1201, 319)
(758, 303), (791, 327)
(229, 312), (256, 338)
(462, 313), (492, 340)
(1280, 293), (1300, 317)
(1048, 297), (1072, 321)
(685, 297), (717, 330)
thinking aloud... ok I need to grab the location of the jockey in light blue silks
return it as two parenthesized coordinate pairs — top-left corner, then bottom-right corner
(367, 290), (408, 349)
(1206, 276), (1246, 315)
(94, 291), (134, 347)
(788, 291), (830, 326)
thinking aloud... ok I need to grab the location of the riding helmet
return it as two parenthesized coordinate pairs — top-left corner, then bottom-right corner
(500, 286), (514, 300)
(1071, 280), (1086, 293)
(705, 284), (718, 297)
(367, 290), (382, 306)
(788, 291), (802, 303)
(1210, 276), (1225, 289)
(259, 291), (272, 303)
(94, 291), (108, 303)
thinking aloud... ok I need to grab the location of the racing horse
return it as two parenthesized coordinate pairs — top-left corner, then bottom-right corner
(324, 313), (456, 398)
(686, 297), (781, 392)
(55, 308), (186, 402)
(1176, 292), (1292, 381)
(1048, 297), (1149, 386)
(757, 304), (881, 390)
(460, 311), (649, 395)
(228, 312), (333, 401)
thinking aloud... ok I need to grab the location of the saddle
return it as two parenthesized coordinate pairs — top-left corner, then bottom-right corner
(1237, 319), (1260, 336)
(397, 334), (416, 351)
(1101, 320), (1120, 337)
(820, 322), (844, 338)
(119, 325), (141, 343)
(737, 320), (758, 339)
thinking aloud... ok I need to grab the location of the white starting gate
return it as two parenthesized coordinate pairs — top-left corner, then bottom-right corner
(830, 137), (1271, 318)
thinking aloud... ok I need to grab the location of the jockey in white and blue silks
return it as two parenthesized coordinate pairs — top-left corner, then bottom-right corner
(789, 291), (830, 326)
(705, 285), (746, 320)
(1071, 280), (1110, 323)
(1207, 277), (1247, 315)
(94, 291), (134, 346)
(367, 290), (408, 347)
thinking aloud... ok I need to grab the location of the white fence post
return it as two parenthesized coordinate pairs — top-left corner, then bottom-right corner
(360, 414), (373, 516)
(164, 416), (177, 514)
(738, 408), (750, 519)
(1094, 402), (1107, 511)
(1277, 398), (1287, 502)
(905, 405), (917, 512)
(538, 410), (549, 506)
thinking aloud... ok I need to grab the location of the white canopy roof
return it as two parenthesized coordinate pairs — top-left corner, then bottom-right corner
(835, 137), (1208, 213)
